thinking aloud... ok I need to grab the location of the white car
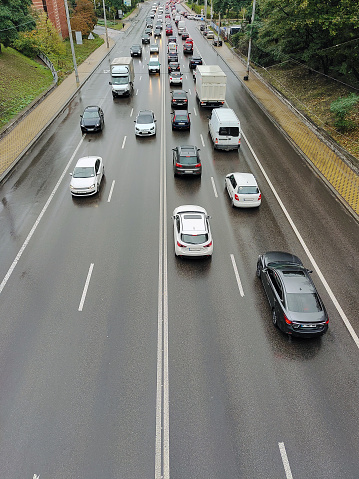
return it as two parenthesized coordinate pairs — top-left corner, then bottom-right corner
(150, 43), (159, 53)
(169, 71), (183, 85)
(134, 110), (157, 136)
(70, 156), (104, 196)
(172, 205), (213, 257)
(225, 172), (262, 207)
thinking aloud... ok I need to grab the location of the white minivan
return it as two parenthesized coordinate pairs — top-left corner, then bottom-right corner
(178, 20), (186, 34)
(208, 108), (241, 150)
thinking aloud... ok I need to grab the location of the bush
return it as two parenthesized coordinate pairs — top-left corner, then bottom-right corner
(330, 93), (359, 132)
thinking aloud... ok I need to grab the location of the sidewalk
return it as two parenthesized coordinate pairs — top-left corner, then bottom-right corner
(0, 6), (358, 218)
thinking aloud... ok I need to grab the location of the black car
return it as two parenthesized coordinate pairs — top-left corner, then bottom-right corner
(80, 105), (104, 133)
(256, 251), (329, 337)
(168, 51), (178, 63)
(142, 34), (150, 44)
(171, 90), (188, 108)
(173, 145), (201, 176)
(199, 23), (206, 31)
(154, 28), (162, 37)
(212, 38), (223, 46)
(171, 110), (191, 130)
(168, 61), (180, 73)
(130, 44), (142, 57)
(183, 43), (193, 54)
(181, 31), (189, 40)
(189, 57), (203, 68)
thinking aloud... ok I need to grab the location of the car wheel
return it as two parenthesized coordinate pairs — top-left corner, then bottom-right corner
(256, 262), (261, 277)
(272, 309), (278, 328)
(231, 197), (235, 208)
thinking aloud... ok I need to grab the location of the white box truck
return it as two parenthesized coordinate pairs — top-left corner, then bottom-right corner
(209, 108), (241, 150)
(109, 57), (135, 98)
(195, 65), (226, 107)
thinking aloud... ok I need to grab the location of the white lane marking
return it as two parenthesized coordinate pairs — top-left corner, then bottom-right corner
(0, 137), (84, 295)
(107, 180), (115, 203)
(193, 106), (197, 116)
(188, 88), (192, 95)
(140, 75), (142, 81)
(130, 107), (133, 117)
(155, 41), (170, 479)
(242, 131), (359, 348)
(211, 176), (218, 198)
(78, 263), (94, 311)
(230, 254), (245, 297)
(136, 89), (139, 95)
(122, 136), (127, 149)
(200, 133), (205, 147)
(278, 442), (294, 479)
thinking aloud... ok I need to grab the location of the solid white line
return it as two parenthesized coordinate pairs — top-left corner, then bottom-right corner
(107, 180), (115, 203)
(0, 137), (84, 295)
(193, 106), (197, 116)
(130, 108), (133, 117)
(200, 133), (205, 147)
(78, 263), (94, 311)
(278, 442), (294, 479)
(242, 131), (359, 348)
(122, 136), (127, 149)
(230, 254), (245, 297)
(211, 176), (218, 198)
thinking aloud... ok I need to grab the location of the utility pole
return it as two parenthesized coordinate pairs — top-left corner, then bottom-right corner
(102, 0), (109, 48)
(64, 0), (79, 84)
(244, 0), (256, 81)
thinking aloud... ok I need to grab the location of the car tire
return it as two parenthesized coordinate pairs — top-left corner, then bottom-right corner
(256, 262), (261, 278)
(272, 309), (278, 328)
(231, 197), (235, 208)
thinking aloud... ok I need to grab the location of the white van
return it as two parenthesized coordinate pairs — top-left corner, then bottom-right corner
(168, 42), (177, 53)
(208, 108), (241, 150)
(178, 20), (186, 34)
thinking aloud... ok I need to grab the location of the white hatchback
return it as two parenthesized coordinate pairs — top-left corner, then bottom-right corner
(70, 156), (104, 196)
(225, 172), (261, 207)
(134, 110), (157, 136)
(172, 205), (213, 257)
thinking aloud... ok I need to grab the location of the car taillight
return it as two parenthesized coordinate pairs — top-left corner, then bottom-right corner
(175, 163), (182, 167)
(258, 193), (262, 200)
(284, 315), (292, 325)
(325, 318), (329, 324)
(234, 194), (239, 201)
(215, 138), (218, 144)
(177, 241), (186, 247)
(184, 99), (187, 102)
(204, 241), (212, 248)
(238, 138), (241, 144)
(195, 163), (201, 167)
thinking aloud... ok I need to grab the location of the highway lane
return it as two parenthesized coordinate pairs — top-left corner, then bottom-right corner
(0, 2), (358, 478)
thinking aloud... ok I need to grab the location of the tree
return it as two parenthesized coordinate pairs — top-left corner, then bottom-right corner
(70, 0), (97, 36)
(0, 0), (35, 53)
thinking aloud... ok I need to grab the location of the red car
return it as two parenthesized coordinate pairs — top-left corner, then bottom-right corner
(166, 26), (173, 35)
(185, 38), (193, 45)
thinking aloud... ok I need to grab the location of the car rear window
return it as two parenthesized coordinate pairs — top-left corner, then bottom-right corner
(286, 293), (322, 313)
(174, 92), (186, 98)
(219, 126), (240, 136)
(175, 114), (188, 120)
(179, 155), (198, 165)
(237, 186), (259, 194)
(181, 234), (208, 244)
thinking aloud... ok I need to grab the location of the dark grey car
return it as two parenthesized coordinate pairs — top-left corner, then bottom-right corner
(256, 251), (329, 337)
(80, 105), (104, 133)
(173, 145), (201, 176)
(130, 44), (142, 57)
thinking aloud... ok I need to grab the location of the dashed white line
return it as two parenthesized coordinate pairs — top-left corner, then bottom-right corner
(278, 442), (294, 479)
(210, 176), (218, 197)
(130, 108), (133, 117)
(200, 133), (205, 147)
(230, 254), (245, 297)
(136, 89), (139, 95)
(78, 263), (94, 311)
(193, 106), (197, 116)
(188, 88), (192, 95)
(140, 75), (142, 81)
(122, 136), (127, 149)
(107, 180), (115, 202)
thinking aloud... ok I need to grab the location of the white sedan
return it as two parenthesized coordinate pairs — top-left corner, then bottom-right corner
(225, 172), (262, 207)
(70, 156), (104, 196)
(134, 110), (157, 136)
(172, 205), (213, 257)
(150, 43), (159, 53)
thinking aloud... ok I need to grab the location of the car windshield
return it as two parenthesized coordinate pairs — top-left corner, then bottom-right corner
(111, 77), (129, 85)
(73, 166), (95, 178)
(83, 111), (99, 119)
(286, 293), (322, 313)
(179, 155), (198, 165)
(149, 61), (159, 66)
(137, 114), (153, 124)
(181, 234), (208, 244)
(237, 186), (259, 194)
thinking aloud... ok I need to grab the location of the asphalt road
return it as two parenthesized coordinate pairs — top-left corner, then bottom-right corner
(0, 3), (358, 478)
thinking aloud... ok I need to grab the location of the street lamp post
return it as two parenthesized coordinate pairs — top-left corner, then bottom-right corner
(244, 0), (256, 81)
(64, 0), (79, 84)
(102, 0), (109, 48)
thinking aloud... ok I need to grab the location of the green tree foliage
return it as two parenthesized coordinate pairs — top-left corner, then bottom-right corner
(71, 0), (97, 36)
(330, 93), (359, 132)
(255, 0), (359, 80)
(13, 9), (65, 58)
(0, 0), (35, 52)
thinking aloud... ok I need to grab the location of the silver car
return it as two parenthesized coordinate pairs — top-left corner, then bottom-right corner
(150, 43), (159, 54)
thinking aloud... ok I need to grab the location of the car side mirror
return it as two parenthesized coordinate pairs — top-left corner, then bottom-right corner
(306, 269), (313, 274)
(109, 81), (112, 85)
(69, 173), (73, 176)
(262, 268), (268, 273)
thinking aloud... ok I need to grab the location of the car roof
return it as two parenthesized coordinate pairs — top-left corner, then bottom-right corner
(172, 90), (186, 96)
(277, 268), (316, 294)
(231, 172), (258, 187)
(138, 109), (154, 116)
(177, 145), (197, 154)
(75, 156), (101, 167)
(84, 105), (99, 111)
(173, 111), (189, 116)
